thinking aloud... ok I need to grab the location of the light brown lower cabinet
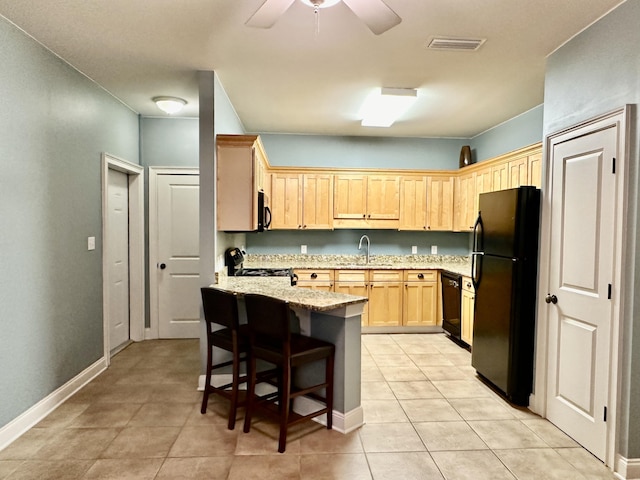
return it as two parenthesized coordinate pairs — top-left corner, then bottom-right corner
(296, 268), (440, 329)
(403, 270), (438, 326)
(461, 276), (475, 346)
(294, 269), (334, 291)
(367, 270), (403, 327)
(334, 270), (369, 326)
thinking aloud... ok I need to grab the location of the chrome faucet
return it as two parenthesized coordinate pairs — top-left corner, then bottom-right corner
(358, 234), (371, 264)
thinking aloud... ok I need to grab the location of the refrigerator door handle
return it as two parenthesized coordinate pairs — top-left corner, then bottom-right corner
(471, 213), (484, 290)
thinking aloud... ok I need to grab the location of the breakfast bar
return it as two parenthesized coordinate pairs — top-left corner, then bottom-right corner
(213, 276), (368, 433)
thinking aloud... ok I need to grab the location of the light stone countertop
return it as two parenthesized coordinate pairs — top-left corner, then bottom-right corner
(243, 254), (472, 277)
(213, 276), (367, 312)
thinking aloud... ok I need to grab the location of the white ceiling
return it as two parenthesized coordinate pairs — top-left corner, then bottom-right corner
(0, 0), (624, 138)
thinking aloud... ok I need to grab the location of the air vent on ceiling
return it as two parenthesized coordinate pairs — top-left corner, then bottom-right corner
(427, 37), (486, 51)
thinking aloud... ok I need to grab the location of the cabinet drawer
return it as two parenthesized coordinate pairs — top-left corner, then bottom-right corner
(294, 269), (334, 282)
(370, 270), (403, 282)
(403, 270), (437, 282)
(462, 276), (474, 293)
(334, 269), (367, 282)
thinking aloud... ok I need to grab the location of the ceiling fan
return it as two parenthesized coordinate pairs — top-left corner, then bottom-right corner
(246, 0), (401, 35)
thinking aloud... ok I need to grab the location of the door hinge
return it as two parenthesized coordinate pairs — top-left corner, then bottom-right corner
(604, 406), (608, 422)
(612, 157), (616, 174)
(608, 284), (612, 300)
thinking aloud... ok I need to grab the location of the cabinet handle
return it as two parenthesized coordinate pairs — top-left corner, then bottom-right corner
(362, 214), (366, 218)
(418, 273), (424, 279)
(311, 273), (318, 279)
(427, 226), (431, 230)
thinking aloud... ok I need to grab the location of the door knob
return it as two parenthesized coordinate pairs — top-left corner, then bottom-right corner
(545, 294), (557, 304)
(159, 263), (166, 270)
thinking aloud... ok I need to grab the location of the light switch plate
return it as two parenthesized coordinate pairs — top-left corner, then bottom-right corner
(87, 236), (95, 251)
(431, 245), (438, 254)
(411, 245), (417, 254)
(301, 245), (307, 254)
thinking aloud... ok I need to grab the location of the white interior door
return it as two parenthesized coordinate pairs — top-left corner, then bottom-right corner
(107, 169), (130, 350)
(545, 125), (617, 461)
(157, 173), (201, 338)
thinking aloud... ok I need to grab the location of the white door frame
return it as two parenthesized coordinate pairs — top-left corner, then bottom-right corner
(148, 167), (199, 340)
(532, 106), (630, 468)
(101, 153), (145, 364)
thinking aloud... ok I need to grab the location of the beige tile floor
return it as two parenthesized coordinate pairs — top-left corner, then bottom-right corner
(0, 334), (617, 479)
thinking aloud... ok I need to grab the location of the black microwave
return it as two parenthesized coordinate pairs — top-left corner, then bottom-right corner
(257, 190), (271, 232)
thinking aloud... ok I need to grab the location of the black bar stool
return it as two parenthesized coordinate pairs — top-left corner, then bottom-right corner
(200, 287), (248, 430)
(242, 293), (335, 453)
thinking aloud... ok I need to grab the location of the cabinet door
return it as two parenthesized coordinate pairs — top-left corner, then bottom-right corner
(491, 162), (509, 191)
(453, 173), (476, 232)
(303, 174), (334, 229)
(399, 176), (427, 230)
(461, 288), (475, 345)
(508, 157), (528, 189)
(473, 167), (492, 226)
(403, 282), (438, 326)
(368, 280), (403, 327)
(427, 176), (454, 231)
(528, 152), (542, 188)
(367, 175), (400, 219)
(271, 173), (302, 229)
(333, 175), (367, 219)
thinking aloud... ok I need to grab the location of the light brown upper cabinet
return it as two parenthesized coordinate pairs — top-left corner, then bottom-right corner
(399, 176), (428, 230)
(508, 156), (528, 189)
(217, 134), (270, 232)
(271, 172), (333, 230)
(491, 162), (509, 192)
(333, 174), (400, 228)
(528, 153), (542, 188)
(453, 172), (476, 232)
(426, 175), (454, 231)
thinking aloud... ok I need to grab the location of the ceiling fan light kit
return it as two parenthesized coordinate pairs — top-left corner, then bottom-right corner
(152, 96), (187, 115)
(360, 87), (418, 127)
(246, 0), (401, 35)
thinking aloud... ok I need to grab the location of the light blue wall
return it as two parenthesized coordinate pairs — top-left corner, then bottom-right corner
(246, 230), (470, 256)
(140, 117), (199, 167)
(471, 105), (544, 162)
(0, 16), (139, 428)
(260, 134), (466, 170)
(543, 0), (640, 458)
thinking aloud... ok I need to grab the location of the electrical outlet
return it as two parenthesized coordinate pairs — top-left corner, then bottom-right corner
(301, 245), (307, 254)
(87, 236), (95, 251)
(431, 245), (438, 255)
(411, 245), (417, 254)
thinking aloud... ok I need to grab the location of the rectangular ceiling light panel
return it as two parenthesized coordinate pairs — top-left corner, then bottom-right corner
(360, 87), (418, 127)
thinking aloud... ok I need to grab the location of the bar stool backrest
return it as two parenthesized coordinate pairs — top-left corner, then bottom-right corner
(244, 294), (291, 345)
(201, 287), (239, 330)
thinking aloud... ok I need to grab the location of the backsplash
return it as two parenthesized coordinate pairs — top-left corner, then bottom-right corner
(244, 253), (470, 267)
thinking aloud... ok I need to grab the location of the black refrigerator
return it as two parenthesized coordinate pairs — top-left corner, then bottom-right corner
(471, 186), (540, 406)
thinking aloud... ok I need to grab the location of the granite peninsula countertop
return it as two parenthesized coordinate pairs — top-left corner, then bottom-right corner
(213, 276), (367, 312)
(243, 254), (472, 277)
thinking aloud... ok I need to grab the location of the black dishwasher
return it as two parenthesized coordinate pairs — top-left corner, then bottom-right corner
(441, 271), (462, 340)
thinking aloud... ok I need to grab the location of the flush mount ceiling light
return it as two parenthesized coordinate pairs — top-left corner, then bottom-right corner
(153, 96), (187, 115)
(360, 88), (418, 127)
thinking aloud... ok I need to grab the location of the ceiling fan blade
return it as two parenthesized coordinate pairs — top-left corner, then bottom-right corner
(342, 0), (401, 35)
(246, 0), (296, 28)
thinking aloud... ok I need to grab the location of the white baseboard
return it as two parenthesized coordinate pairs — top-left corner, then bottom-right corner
(0, 357), (108, 451)
(616, 455), (640, 479)
(295, 395), (364, 434)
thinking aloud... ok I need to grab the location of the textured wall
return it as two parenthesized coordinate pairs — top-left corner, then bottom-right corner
(0, 16), (139, 428)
